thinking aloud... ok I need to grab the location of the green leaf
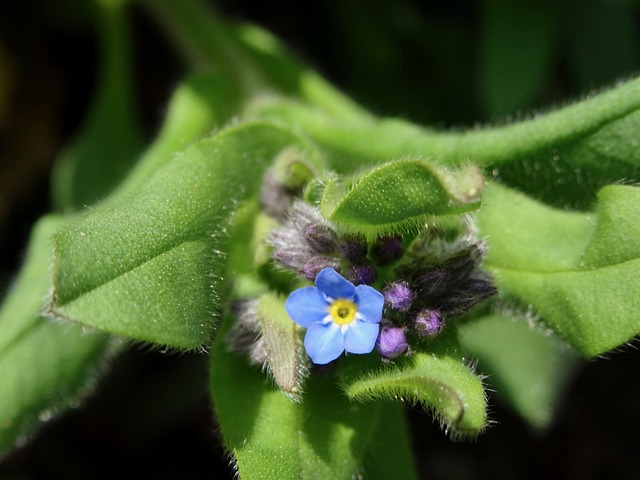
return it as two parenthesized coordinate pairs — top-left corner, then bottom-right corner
(255, 293), (308, 399)
(51, 0), (144, 211)
(115, 72), (242, 197)
(581, 185), (640, 268)
(49, 121), (325, 348)
(478, 182), (640, 356)
(210, 314), (381, 479)
(479, 0), (558, 115)
(142, 0), (369, 120)
(478, 183), (594, 272)
(360, 403), (418, 480)
(320, 159), (482, 237)
(459, 312), (580, 429)
(342, 328), (487, 438)
(0, 216), (113, 456)
(236, 23), (370, 120)
(252, 76), (640, 207)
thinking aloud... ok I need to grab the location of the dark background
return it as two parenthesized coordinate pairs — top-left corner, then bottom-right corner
(1, 0), (639, 478)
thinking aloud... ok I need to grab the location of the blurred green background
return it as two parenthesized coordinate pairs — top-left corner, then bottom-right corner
(1, 0), (639, 478)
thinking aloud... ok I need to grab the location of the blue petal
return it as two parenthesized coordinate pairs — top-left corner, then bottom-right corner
(344, 320), (380, 354)
(304, 322), (345, 364)
(285, 286), (329, 328)
(315, 268), (355, 299)
(354, 285), (384, 323)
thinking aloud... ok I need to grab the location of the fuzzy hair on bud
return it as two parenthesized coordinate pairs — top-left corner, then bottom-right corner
(303, 224), (337, 254)
(226, 300), (267, 365)
(268, 201), (324, 273)
(348, 263), (377, 285)
(338, 235), (368, 262)
(383, 281), (414, 312)
(414, 309), (444, 338)
(302, 256), (342, 281)
(372, 235), (404, 265)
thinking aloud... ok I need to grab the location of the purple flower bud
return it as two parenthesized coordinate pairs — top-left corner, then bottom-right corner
(303, 224), (337, 254)
(414, 309), (443, 337)
(302, 256), (341, 281)
(376, 325), (409, 359)
(338, 236), (367, 261)
(372, 235), (404, 265)
(383, 281), (414, 311)
(348, 264), (377, 285)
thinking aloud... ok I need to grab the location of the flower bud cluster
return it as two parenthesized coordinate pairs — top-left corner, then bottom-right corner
(257, 168), (496, 364)
(268, 201), (385, 285)
(267, 205), (496, 362)
(371, 235), (496, 359)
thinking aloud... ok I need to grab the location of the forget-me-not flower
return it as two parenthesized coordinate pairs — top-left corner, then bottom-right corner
(285, 267), (384, 364)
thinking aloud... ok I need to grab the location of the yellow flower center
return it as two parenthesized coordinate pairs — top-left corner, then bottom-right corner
(329, 299), (357, 325)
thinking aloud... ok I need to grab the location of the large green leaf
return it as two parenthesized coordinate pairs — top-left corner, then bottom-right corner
(341, 328), (487, 438)
(210, 314), (380, 479)
(0, 216), (113, 457)
(49, 122), (324, 348)
(478, 182), (640, 356)
(459, 313), (580, 429)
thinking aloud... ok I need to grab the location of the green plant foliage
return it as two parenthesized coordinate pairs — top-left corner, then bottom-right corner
(0, 216), (113, 457)
(255, 293), (308, 398)
(342, 329), (487, 438)
(581, 185), (640, 268)
(210, 315), (381, 479)
(359, 403), (418, 480)
(5, 0), (640, 475)
(251, 77), (640, 207)
(51, 0), (144, 211)
(478, 182), (640, 356)
(115, 72), (242, 196)
(459, 313), (580, 429)
(49, 122), (324, 348)
(320, 159), (481, 237)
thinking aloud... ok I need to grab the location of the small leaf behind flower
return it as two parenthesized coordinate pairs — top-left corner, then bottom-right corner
(256, 293), (308, 399)
(321, 159), (482, 237)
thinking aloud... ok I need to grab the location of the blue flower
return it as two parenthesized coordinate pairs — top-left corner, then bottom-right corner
(285, 267), (384, 364)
